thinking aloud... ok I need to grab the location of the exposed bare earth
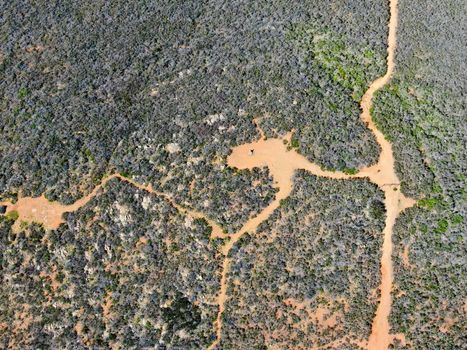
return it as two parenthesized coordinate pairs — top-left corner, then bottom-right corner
(361, 1), (418, 348)
(0, 0), (413, 349)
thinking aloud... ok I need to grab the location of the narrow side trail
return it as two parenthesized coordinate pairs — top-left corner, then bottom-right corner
(0, 173), (225, 239)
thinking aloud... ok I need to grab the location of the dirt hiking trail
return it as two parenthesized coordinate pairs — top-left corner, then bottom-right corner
(209, 0), (415, 348)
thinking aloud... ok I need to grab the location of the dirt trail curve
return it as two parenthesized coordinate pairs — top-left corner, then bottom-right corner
(0, 0), (413, 348)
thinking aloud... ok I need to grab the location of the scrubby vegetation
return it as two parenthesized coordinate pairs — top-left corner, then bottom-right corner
(390, 206), (465, 349)
(219, 172), (385, 349)
(0, 179), (222, 348)
(1, 0), (463, 348)
(255, 22), (386, 171)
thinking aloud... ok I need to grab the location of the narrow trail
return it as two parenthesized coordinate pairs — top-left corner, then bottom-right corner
(360, 1), (417, 348)
(0, 1), (413, 349)
(0, 173), (225, 239)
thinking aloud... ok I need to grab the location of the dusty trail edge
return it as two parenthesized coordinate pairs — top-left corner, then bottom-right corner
(0, 0), (414, 349)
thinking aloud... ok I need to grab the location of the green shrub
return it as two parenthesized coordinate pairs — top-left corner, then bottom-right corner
(18, 87), (29, 99)
(290, 138), (300, 148)
(6, 210), (19, 221)
(418, 197), (439, 210)
(435, 219), (448, 234)
(369, 200), (386, 220)
(343, 167), (358, 175)
(450, 214), (463, 225)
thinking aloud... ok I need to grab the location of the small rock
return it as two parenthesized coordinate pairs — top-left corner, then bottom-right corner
(166, 143), (181, 154)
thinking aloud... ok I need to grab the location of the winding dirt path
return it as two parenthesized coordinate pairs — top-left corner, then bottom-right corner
(0, 1), (412, 349)
(0, 174), (225, 239)
(361, 1), (417, 348)
(208, 0), (414, 349)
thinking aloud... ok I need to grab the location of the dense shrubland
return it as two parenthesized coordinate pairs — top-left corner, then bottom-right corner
(1, 0), (464, 348)
(219, 172), (385, 349)
(390, 207), (465, 349)
(0, 0), (388, 210)
(0, 179), (222, 349)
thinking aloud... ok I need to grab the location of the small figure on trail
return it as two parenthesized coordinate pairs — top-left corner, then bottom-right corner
(249, 149), (254, 156)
